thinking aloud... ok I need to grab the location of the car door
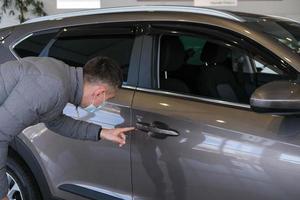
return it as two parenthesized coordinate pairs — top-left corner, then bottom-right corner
(13, 22), (141, 200)
(131, 23), (300, 200)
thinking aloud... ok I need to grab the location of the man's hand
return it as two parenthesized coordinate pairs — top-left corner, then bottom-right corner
(100, 127), (135, 147)
(2, 196), (8, 200)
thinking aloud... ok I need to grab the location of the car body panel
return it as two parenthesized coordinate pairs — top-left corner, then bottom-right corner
(131, 90), (300, 200)
(0, 26), (16, 62)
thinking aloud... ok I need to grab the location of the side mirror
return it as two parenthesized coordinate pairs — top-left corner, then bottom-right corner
(250, 80), (300, 115)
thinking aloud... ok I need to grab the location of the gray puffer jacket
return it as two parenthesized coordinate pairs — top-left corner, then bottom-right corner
(0, 56), (102, 198)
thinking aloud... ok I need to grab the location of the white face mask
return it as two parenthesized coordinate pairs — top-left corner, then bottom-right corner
(84, 93), (106, 113)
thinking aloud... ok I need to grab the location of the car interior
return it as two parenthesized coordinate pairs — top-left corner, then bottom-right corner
(158, 34), (289, 104)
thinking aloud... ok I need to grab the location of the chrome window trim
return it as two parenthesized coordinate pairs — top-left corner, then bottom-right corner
(23, 6), (245, 25)
(251, 98), (300, 102)
(136, 87), (251, 109)
(157, 34), (162, 89)
(9, 33), (33, 60)
(121, 85), (136, 90)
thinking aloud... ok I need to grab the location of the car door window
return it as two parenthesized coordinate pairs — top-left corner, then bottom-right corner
(158, 34), (294, 104)
(254, 60), (278, 74)
(13, 29), (59, 58)
(13, 25), (135, 83)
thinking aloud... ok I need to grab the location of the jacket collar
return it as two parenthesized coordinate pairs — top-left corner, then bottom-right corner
(69, 67), (83, 107)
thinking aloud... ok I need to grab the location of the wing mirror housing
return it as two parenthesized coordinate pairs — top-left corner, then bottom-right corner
(250, 80), (300, 115)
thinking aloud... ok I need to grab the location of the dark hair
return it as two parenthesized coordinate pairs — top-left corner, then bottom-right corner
(83, 56), (123, 88)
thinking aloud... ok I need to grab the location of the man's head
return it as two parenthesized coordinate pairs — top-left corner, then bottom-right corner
(81, 56), (123, 109)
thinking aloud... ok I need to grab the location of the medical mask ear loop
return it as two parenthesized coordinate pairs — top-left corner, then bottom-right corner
(91, 94), (96, 106)
(102, 92), (106, 105)
(97, 92), (106, 110)
(76, 106), (80, 118)
(83, 93), (98, 113)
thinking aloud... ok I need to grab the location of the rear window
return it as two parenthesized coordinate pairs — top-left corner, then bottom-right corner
(13, 26), (135, 82)
(14, 30), (58, 57)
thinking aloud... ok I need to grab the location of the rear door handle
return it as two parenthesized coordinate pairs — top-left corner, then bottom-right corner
(136, 121), (179, 137)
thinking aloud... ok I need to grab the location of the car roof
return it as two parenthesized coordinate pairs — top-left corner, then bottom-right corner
(24, 5), (300, 27)
(23, 5), (246, 24)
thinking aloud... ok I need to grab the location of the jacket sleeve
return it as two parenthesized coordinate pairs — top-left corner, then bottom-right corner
(0, 74), (57, 142)
(44, 114), (101, 141)
(0, 71), (102, 141)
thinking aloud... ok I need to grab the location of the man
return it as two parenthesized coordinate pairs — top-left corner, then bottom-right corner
(0, 56), (134, 200)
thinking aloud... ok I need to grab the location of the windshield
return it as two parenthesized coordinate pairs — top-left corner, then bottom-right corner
(243, 16), (300, 55)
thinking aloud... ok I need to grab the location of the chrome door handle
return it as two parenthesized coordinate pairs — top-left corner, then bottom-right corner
(136, 121), (179, 137)
(149, 126), (179, 136)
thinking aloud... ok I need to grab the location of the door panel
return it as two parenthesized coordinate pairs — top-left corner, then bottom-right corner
(22, 88), (134, 200)
(131, 91), (300, 200)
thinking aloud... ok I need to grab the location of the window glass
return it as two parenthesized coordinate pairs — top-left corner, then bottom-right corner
(14, 25), (135, 83)
(14, 31), (58, 57)
(179, 36), (206, 65)
(48, 34), (134, 82)
(252, 55), (285, 75)
(158, 34), (293, 104)
(251, 55), (291, 89)
(254, 60), (278, 75)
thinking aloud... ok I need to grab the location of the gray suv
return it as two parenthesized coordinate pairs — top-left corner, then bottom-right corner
(1, 5), (300, 200)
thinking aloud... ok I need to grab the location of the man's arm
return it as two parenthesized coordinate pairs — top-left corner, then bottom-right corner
(44, 115), (136, 146)
(44, 114), (101, 141)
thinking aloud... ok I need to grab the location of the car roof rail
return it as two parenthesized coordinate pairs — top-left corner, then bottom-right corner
(23, 5), (245, 24)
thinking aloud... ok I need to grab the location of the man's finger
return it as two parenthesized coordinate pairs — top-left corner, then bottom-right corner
(118, 127), (135, 133)
(115, 137), (124, 145)
(120, 133), (126, 141)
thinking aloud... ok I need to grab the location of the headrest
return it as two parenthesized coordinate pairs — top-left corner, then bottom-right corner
(200, 42), (231, 64)
(160, 36), (185, 71)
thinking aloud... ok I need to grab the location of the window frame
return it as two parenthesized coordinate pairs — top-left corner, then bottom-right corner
(137, 21), (298, 109)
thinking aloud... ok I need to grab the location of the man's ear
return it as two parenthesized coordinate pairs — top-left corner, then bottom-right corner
(95, 84), (107, 97)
